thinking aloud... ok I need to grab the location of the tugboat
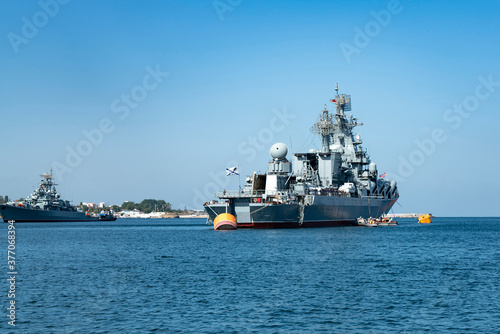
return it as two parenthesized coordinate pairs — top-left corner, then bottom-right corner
(1, 171), (100, 222)
(98, 210), (117, 221)
(204, 84), (399, 228)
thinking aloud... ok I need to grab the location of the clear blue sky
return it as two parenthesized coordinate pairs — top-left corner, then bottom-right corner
(1, 0), (499, 216)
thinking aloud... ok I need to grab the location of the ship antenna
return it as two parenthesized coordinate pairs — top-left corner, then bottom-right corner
(335, 83), (339, 95)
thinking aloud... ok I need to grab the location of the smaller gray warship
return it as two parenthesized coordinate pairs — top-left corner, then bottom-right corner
(204, 84), (399, 228)
(1, 171), (113, 222)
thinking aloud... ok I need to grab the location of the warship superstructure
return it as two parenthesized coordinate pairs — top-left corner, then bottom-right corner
(1, 171), (105, 222)
(204, 84), (399, 228)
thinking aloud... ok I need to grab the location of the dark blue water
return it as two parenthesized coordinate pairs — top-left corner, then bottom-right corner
(1, 217), (499, 333)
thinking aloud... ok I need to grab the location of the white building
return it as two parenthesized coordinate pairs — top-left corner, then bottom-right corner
(83, 203), (97, 209)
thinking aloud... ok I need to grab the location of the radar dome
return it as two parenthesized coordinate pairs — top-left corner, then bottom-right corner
(269, 143), (288, 160)
(369, 163), (377, 174)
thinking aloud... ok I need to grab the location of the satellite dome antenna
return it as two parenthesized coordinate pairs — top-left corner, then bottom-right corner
(269, 143), (288, 160)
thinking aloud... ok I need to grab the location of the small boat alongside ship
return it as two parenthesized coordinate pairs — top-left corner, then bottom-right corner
(357, 217), (397, 227)
(0, 171), (115, 223)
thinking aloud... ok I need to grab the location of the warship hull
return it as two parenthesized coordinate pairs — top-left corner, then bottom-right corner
(0, 205), (98, 222)
(205, 195), (398, 229)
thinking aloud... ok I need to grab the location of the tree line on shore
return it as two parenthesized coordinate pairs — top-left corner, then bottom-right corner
(1, 196), (183, 215)
(80, 199), (183, 214)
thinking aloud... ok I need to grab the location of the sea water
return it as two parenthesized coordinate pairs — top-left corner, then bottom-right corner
(1, 217), (499, 333)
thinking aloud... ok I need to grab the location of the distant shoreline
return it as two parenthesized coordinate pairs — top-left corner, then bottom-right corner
(118, 212), (208, 219)
(385, 213), (435, 218)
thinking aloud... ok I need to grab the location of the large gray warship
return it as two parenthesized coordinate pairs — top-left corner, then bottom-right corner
(1, 171), (114, 222)
(204, 84), (399, 228)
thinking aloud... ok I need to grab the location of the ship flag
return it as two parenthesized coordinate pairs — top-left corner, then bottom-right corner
(379, 172), (387, 178)
(330, 99), (337, 103)
(226, 166), (239, 176)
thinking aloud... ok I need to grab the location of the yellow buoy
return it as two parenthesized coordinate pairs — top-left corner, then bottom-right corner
(418, 214), (432, 224)
(213, 213), (237, 230)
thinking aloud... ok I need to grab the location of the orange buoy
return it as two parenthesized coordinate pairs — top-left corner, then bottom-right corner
(213, 213), (237, 230)
(418, 214), (432, 224)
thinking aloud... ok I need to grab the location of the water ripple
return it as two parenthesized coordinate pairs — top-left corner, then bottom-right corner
(1, 217), (499, 333)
